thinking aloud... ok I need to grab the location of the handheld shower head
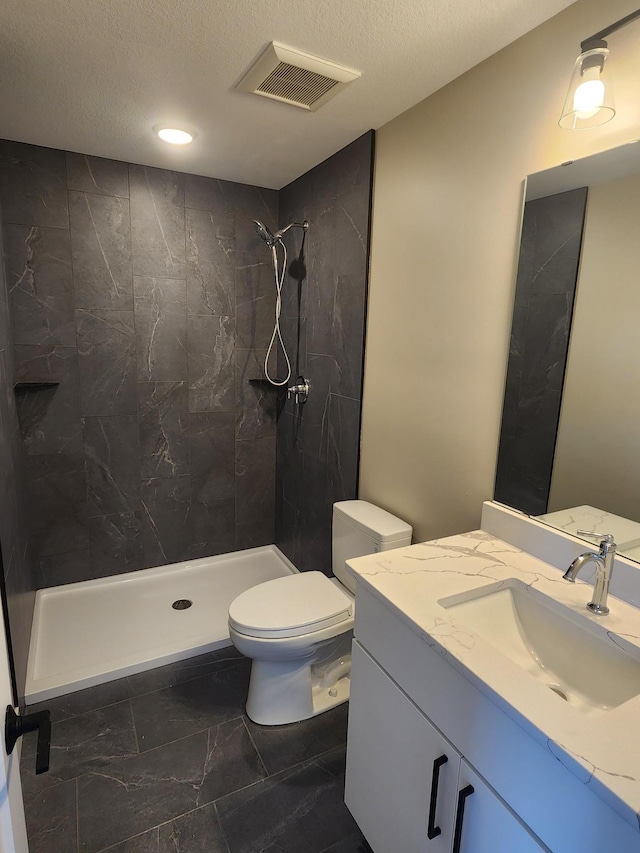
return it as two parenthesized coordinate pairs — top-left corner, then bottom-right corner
(253, 220), (277, 247)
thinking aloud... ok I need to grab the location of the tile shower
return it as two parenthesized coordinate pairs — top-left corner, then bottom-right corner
(0, 133), (374, 701)
(0, 140), (280, 590)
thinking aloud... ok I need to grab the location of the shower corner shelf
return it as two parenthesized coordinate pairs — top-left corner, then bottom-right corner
(249, 378), (279, 389)
(13, 381), (60, 391)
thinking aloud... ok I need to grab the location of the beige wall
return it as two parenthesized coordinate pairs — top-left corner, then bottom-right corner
(359, 0), (640, 543)
(548, 173), (640, 519)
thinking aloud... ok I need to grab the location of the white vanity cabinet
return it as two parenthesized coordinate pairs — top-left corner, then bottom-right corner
(345, 582), (640, 853)
(346, 641), (545, 853)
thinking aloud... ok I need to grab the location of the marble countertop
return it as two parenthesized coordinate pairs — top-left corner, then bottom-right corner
(347, 530), (640, 831)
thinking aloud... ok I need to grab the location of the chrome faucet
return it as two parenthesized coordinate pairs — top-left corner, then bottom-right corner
(562, 531), (617, 615)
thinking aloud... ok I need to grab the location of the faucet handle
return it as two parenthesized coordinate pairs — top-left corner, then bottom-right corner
(576, 530), (615, 545)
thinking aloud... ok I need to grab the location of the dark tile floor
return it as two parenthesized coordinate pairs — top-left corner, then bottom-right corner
(21, 647), (373, 853)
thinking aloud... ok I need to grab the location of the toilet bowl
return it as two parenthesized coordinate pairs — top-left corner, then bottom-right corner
(228, 500), (412, 725)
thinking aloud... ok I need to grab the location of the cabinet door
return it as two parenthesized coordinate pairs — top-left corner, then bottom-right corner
(452, 760), (546, 853)
(346, 641), (461, 853)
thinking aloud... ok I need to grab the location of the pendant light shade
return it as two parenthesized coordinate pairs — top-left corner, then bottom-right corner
(559, 42), (615, 130)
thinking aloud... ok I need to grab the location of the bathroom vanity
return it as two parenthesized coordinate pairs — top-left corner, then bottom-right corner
(344, 502), (640, 852)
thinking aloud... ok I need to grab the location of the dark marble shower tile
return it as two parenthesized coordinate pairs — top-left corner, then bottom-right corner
(130, 666), (250, 752)
(188, 411), (234, 499)
(332, 132), (374, 192)
(186, 207), (235, 316)
(76, 730), (210, 853)
(235, 259), (275, 350)
(141, 474), (190, 567)
(299, 454), (331, 576)
(276, 410), (305, 506)
(14, 344), (83, 454)
(66, 152), (129, 198)
(87, 511), (144, 576)
(0, 140), (68, 228)
(187, 490), (235, 561)
(298, 352), (339, 460)
(25, 452), (88, 556)
(326, 394), (360, 504)
(69, 190), (133, 310)
(138, 381), (189, 478)
(235, 436), (275, 528)
(280, 232), (309, 321)
(276, 497), (302, 570)
(216, 746), (357, 853)
(234, 185), (278, 259)
(84, 415), (140, 517)
(24, 779), (78, 853)
(134, 276), (187, 380)
(335, 185), (369, 277)
(327, 273), (367, 400)
(77, 309), (137, 415)
(305, 206), (337, 357)
(21, 700), (138, 796)
(184, 173), (236, 214)
(38, 550), (91, 587)
(235, 517), (274, 551)
(187, 315), (235, 412)
(235, 349), (277, 440)
(3, 223), (75, 345)
(130, 165), (185, 279)
(281, 316), (307, 379)
(246, 703), (348, 776)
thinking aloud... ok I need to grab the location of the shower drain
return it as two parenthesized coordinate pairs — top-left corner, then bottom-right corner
(172, 599), (193, 610)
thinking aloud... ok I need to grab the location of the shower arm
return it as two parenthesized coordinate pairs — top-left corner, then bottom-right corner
(275, 220), (308, 239)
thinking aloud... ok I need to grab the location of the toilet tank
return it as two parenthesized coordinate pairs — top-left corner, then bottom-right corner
(332, 500), (412, 593)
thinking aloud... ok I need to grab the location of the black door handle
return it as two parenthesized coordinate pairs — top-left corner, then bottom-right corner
(427, 754), (448, 839)
(452, 784), (475, 853)
(5, 705), (51, 774)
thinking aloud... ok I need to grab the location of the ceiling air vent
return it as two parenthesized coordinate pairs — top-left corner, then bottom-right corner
(237, 42), (360, 111)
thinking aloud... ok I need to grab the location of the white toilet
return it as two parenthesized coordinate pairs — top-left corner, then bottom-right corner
(228, 500), (412, 725)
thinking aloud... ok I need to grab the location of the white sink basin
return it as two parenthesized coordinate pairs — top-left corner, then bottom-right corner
(439, 579), (640, 714)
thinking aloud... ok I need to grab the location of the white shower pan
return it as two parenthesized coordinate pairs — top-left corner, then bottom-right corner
(25, 545), (297, 704)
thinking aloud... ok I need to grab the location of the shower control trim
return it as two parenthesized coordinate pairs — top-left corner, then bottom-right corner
(287, 376), (310, 405)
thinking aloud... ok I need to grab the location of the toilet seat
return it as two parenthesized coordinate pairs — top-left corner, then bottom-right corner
(228, 571), (353, 639)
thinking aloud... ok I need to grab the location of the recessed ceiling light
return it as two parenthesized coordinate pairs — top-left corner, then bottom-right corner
(154, 126), (195, 145)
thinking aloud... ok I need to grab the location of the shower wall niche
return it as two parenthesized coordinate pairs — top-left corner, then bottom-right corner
(0, 141), (278, 586)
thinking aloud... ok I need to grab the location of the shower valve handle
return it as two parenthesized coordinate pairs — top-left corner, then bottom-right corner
(287, 377), (310, 404)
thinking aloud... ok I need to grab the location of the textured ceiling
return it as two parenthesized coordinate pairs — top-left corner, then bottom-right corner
(0, 0), (576, 189)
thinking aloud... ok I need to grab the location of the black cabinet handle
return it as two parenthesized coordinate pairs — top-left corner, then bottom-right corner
(452, 784), (475, 853)
(5, 705), (51, 775)
(427, 754), (448, 839)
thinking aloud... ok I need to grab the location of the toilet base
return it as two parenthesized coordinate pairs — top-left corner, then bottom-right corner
(245, 633), (352, 725)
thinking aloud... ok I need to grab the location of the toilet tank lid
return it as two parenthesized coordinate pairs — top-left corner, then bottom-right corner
(334, 500), (412, 543)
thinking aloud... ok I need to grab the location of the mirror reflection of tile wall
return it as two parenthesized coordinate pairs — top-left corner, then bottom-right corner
(494, 187), (587, 515)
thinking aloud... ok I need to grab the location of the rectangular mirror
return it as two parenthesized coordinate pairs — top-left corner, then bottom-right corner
(495, 140), (640, 561)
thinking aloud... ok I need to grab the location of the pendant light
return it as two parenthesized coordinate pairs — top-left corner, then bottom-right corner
(559, 9), (640, 130)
